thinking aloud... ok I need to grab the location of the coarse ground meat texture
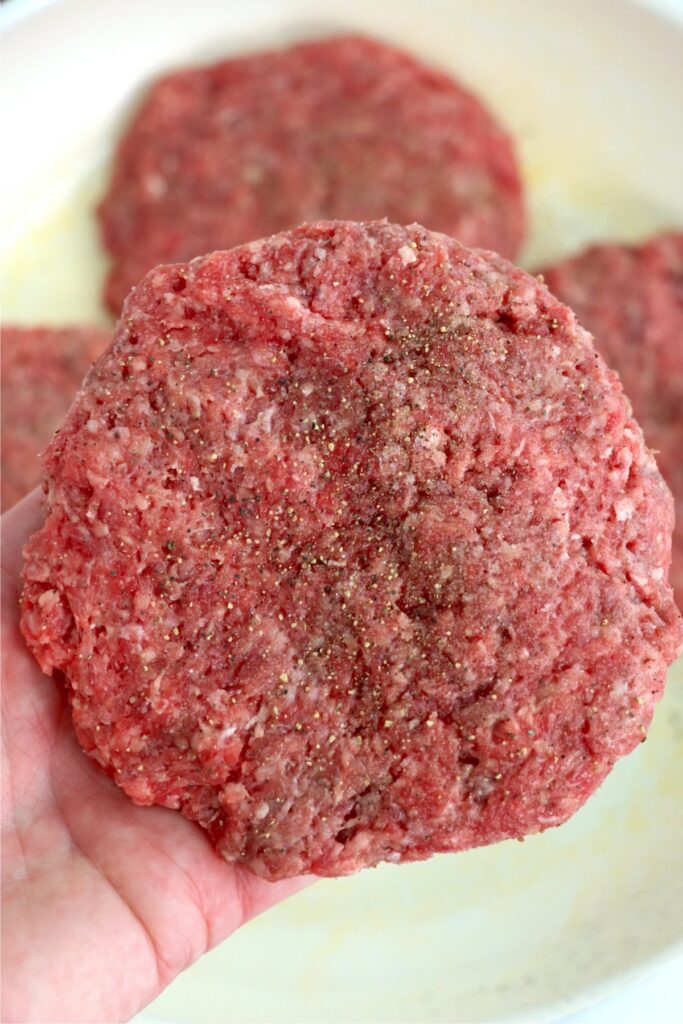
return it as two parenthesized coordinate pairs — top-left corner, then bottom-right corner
(1, 326), (109, 512)
(21, 221), (682, 881)
(540, 233), (683, 608)
(98, 34), (524, 313)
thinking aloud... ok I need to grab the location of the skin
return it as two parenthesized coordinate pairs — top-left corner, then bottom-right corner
(1, 490), (308, 1023)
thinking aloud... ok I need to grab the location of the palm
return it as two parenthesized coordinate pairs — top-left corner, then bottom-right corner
(1, 492), (306, 1023)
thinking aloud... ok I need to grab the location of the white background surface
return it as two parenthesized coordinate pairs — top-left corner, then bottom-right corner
(563, 956), (681, 1023)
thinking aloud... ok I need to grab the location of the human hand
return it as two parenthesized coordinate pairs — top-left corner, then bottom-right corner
(1, 490), (308, 1023)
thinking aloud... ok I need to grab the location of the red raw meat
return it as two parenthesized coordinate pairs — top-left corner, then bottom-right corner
(21, 222), (681, 880)
(540, 233), (683, 607)
(1, 325), (109, 511)
(98, 35), (524, 311)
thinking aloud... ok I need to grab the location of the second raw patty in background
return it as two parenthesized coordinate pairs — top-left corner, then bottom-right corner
(98, 34), (525, 312)
(1, 326), (109, 511)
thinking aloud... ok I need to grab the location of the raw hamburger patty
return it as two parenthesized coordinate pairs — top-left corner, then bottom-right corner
(21, 222), (682, 880)
(98, 34), (524, 312)
(1, 325), (109, 512)
(540, 233), (683, 607)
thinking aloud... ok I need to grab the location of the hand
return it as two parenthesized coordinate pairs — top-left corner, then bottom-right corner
(1, 491), (308, 1023)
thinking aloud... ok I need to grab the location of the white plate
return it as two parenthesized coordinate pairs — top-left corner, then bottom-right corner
(2, 1), (682, 1021)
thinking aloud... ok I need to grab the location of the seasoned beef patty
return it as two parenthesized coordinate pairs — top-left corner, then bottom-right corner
(22, 222), (682, 879)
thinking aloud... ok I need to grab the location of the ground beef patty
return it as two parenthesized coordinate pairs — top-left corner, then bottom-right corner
(21, 222), (682, 880)
(540, 233), (683, 608)
(1, 325), (109, 512)
(98, 34), (524, 313)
